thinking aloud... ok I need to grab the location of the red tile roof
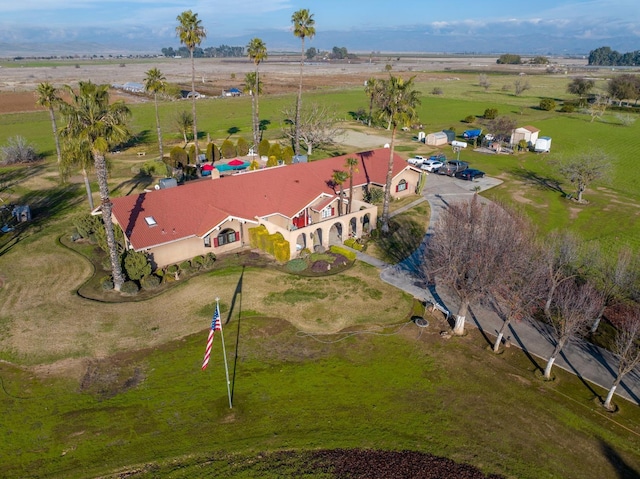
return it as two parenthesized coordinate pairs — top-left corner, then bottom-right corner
(111, 148), (415, 250)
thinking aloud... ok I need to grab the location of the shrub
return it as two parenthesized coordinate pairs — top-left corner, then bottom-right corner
(179, 260), (193, 274)
(72, 214), (102, 239)
(483, 108), (498, 119)
(206, 142), (215, 162)
(166, 264), (179, 277)
(0, 136), (38, 165)
(463, 115), (475, 123)
(282, 146), (294, 164)
(101, 276), (114, 291)
(203, 252), (216, 268)
(140, 160), (168, 176)
(431, 87), (443, 95)
(539, 98), (556, 111)
(236, 137), (250, 156)
(169, 146), (187, 168)
(365, 186), (384, 204)
(332, 254), (349, 267)
(285, 258), (308, 273)
(268, 143), (282, 162)
(329, 245), (356, 261)
(140, 274), (161, 290)
(344, 238), (363, 251)
(560, 103), (576, 113)
(221, 139), (236, 159)
(258, 138), (270, 157)
(266, 156), (278, 167)
(191, 255), (205, 269)
(120, 281), (140, 295)
(188, 144), (196, 164)
(124, 250), (152, 281)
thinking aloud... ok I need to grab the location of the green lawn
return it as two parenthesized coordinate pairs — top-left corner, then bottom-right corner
(2, 313), (640, 479)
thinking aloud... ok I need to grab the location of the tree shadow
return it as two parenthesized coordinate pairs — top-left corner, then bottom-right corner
(508, 322), (543, 373)
(374, 216), (425, 264)
(559, 348), (604, 402)
(598, 437), (640, 479)
(119, 130), (151, 149)
(113, 171), (155, 197)
(509, 167), (567, 196)
(1, 164), (46, 195)
(226, 127), (241, 137)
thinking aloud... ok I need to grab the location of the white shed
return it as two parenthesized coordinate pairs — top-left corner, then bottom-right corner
(510, 125), (540, 147)
(425, 131), (448, 146)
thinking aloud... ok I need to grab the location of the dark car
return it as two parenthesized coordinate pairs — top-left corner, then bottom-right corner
(455, 168), (485, 181)
(437, 160), (469, 176)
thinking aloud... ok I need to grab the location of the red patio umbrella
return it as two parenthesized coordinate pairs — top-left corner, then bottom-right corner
(227, 158), (244, 166)
(202, 164), (214, 171)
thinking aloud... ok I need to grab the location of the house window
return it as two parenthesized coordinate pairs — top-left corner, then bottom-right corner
(144, 216), (157, 226)
(204, 234), (211, 247)
(214, 228), (237, 247)
(322, 207), (334, 219)
(396, 179), (408, 192)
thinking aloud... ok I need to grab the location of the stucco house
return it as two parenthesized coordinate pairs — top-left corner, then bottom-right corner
(110, 148), (422, 268)
(510, 125), (540, 147)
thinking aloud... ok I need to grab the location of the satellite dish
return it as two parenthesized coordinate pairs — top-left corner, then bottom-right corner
(154, 184), (160, 190)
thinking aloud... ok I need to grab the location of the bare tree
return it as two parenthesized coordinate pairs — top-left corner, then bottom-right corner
(588, 94), (609, 122)
(604, 306), (640, 410)
(585, 245), (638, 333)
(488, 115), (517, 143)
(489, 233), (546, 352)
(425, 197), (532, 336)
(514, 78), (531, 96)
(556, 149), (610, 203)
(281, 103), (344, 155)
(543, 280), (604, 379)
(540, 230), (582, 320)
(478, 73), (491, 91)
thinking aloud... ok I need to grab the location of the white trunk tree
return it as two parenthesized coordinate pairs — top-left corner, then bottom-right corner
(426, 197), (534, 336)
(543, 280), (604, 379)
(604, 307), (640, 410)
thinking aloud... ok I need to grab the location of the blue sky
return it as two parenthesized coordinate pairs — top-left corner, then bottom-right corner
(1, 0), (638, 55)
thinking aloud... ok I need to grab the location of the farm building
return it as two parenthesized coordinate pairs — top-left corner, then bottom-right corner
(510, 126), (540, 147)
(425, 131), (448, 146)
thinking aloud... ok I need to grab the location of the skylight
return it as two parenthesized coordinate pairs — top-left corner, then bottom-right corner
(144, 216), (157, 227)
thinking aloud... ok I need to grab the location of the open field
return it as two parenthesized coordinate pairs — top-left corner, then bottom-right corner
(1, 57), (640, 478)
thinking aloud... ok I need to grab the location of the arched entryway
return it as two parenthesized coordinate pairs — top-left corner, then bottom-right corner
(362, 213), (371, 233)
(312, 227), (323, 251)
(349, 217), (357, 238)
(295, 232), (307, 252)
(329, 222), (343, 245)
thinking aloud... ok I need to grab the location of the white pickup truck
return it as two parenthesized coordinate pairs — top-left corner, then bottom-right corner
(407, 155), (425, 166)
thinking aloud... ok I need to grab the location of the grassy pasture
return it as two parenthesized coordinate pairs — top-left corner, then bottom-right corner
(1, 68), (640, 478)
(2, 311), (640, 479)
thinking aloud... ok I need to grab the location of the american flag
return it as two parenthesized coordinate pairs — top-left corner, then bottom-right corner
(201, 303), (222, 370)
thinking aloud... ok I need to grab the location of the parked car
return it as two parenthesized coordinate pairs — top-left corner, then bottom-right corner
(428, 153), (446, 162)
(437, 160), (469, 176)
(421, 159), (444, 172)
(407, 155), (425, 166)
(455, 168), (485, 181)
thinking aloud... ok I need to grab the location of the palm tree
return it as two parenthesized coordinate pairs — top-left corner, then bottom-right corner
(364, 78), (381, 127)
(291, 8), (315, 157)
(331, 170), (348, 216)
(344, 157), (359, 214)
(60, 136), (95, 210)
(175, 110), (193, 146)
(246, 38), (267, 151)
(35, 82), (63, 170)
(176, 10), (206, 157)
(59, 81), (131, 291)
(144, 68), (166, 161)
(376, 75), (421, 233)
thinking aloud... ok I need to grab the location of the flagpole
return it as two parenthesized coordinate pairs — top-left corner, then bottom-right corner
(216, 298), (233, 409)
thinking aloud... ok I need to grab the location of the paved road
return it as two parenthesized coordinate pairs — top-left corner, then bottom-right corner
(358, 173), (640, 406)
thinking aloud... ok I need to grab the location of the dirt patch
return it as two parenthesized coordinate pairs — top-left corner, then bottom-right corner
(80, 353), (146, 399)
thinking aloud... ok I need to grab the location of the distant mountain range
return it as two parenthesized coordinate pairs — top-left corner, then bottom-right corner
(1, 26), (637, 58)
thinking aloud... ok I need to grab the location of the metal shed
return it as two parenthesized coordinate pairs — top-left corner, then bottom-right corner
(425, 131), (448, 146)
